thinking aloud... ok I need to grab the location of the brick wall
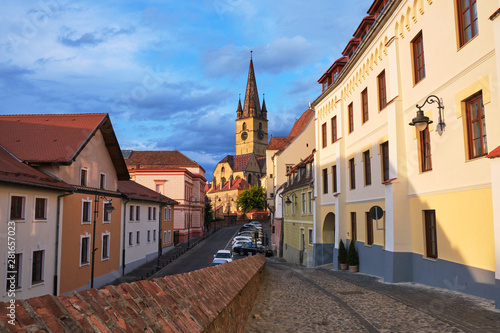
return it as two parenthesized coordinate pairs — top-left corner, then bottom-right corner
(0, 255), (266, 332)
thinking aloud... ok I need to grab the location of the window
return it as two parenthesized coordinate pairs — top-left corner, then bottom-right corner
(80, 168), (88, 186)
(147, 230), (151, 242)
(420, 127), (432, 172)
(136, 231), (140, 245)
(286, 165), (293, 173)
(348, 103), (354, 133)
(148, 207), (152, 220)
(363, 150), (372, 186)
(308, 229), (313, 245)
(349, 158), (356, 190)
(308, 192), (313, 214)
(82, 200), (91, 224)
(153, 207), (157, 220)
(366, 212), (373, 246)
(156, 184), (161, 193)
(99, 173), (106, 190)
(128, 232), (133, 246)
(136, 206), (141, 221)
(129, 205), (135, 221)
(301, 193), (306, 215)
(332, 165), (337, 193)
(168, 230), (172, 243)
(381, 141), (390, 182)
(291, 195), (295, 216)
(163, 231), (167, 244)
(466, 93), (487, 159)
(6, 253), (22, 291)
(412, 32), (425, 84)
(361, 89), (369, 123)
(457, 0), (478, 46)
(424, 210), (438, 258)
(102, 234), (110, 260)
(351, 212), (357, 242)
(168, 206), (172, 220)
(10, 196), (25, 220)
(378, 71), (387, 110)
(153, 230), (157, 242)
(322, 122), (327, 148)
(32, 250), (44, 284)
(81, 235), (90, 265)
(103, 201), (111, 223)
(34, 197), (47, 220)
(331, 116), (337, 143)
(322, 168), (328, 194)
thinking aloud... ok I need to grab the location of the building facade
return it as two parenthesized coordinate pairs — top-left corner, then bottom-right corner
(313, 0), (500, 307)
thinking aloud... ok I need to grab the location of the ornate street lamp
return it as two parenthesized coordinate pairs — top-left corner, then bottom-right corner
(409, 95), (445, 132)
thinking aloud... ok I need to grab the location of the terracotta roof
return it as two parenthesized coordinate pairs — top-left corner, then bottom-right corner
(208, 178), (251, 193)
(487, 145), (500, 159)
(286, 153), (314, 176)
(0, 113), (129, 180)
(288, 109), (314, 139)
(125, 150), (201, 168)
(256, 156), (266, 170)
(118, 180), (178, 205)
(267, 137), (289, 150)
(0, 255), (266, 332)
(0, 146), (73, 191)
(218, 153), (256, 173)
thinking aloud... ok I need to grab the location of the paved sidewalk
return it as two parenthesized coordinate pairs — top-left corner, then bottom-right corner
(244, 257), (500, 333)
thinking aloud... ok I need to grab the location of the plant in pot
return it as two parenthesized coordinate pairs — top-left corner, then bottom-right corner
(338, 239), (348, 270)
(347, 241), (359, 272)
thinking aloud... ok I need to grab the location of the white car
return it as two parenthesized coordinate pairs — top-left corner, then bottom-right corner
(232, 236), (252, 245)
(248, 221), (262, 227)
(213, 250), (233, 262)
(232, 240), (252, 251)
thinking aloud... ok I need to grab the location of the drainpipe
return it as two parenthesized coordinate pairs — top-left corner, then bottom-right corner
(122, 197), (131, 276)
(279, 191), (284, 258)
(54, 191), (74, 296)
(157, 202), (164, 270)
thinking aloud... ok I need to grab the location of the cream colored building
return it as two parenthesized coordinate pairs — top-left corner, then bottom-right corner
(313, 0), (500, 308)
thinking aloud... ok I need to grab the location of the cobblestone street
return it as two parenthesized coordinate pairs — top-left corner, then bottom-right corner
(244, 257), (500, 333)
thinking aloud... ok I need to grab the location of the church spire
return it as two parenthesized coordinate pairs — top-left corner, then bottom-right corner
(242, 51), (261, 118)
(236, 94), (243, 118)
(261, 93), (267, 119)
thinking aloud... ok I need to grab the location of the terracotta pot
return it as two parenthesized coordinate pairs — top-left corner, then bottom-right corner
(349, 265), (358, 272)
(340, 263), (348, 270)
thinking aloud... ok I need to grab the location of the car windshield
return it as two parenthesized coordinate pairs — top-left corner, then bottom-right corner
(216, 252), (231, 258)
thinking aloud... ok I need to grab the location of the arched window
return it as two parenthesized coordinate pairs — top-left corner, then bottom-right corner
(248, 174), (252, 184)
(243, 123), (247, 130)
(259, 123), (262, 130)
(221, 167), (225, 173)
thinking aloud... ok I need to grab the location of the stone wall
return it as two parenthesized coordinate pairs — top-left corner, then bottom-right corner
(0, 255), (267, 332)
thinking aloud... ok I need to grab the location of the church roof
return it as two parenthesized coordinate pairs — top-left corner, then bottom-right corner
(242, 57), (261, 118)
(208, 178), (251, 193)
(219, 153), (257, 172)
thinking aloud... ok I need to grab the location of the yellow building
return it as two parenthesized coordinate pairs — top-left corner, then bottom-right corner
(282, 154), (315, 266)
(312, 0), (500, 308)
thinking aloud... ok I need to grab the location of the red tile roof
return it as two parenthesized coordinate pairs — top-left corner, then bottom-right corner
(208, 178), (251, 193)
(0, 146), (73, 191)
(118, 180), (178, 205)
(125, 150), (201, 169)
(0, 255), (266, 332)
(0, 113), (129, 180)
(218, 153), (256, 172)
(267, 136), (290, 150)
(288, 109), (314, 139)
(487, 145), (500, 159)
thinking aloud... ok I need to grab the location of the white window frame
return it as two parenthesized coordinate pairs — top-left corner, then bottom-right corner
(30, 247), (46, 287)
(33, 196), (48, 221)
(5, 251), (23, 293)
(136, 206), (141, 221)
(168, 206), (172, 220)
(129, 205), (135, 222)
(80, 167), (88, 186)
(308, 228), (313, 245)
(80, 233), (91, 267)
(128, 232), (133, 247)
(102, 200), (111, 223)
(168, 230), (172, 244)
(153, 207), (157, 221)
(163, 231), (167, 244)
(308, 192), (313, 214)
(148, 207), (152, 221)
(136, 231), (140, 245)
(301, 192), (306, 215)
(81, 198), (92, 225)
(99, 173), (106, 190)
(147, 230), (151, 243)
(9, 194), (26, 222)
(153, 229), (157, 242)
(101, 232), (110, 261)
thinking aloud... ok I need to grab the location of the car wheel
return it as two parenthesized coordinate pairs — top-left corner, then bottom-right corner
(239, 250), (245, 256)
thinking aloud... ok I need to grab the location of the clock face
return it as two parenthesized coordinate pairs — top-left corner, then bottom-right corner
(241, 131), (248, 140)
(258, 131), (264, 140)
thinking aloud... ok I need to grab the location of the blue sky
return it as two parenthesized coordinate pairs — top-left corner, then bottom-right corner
(1, 0), (373, 179)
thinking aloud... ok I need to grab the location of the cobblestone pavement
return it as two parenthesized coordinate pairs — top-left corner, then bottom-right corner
(244, 257), (500, 333)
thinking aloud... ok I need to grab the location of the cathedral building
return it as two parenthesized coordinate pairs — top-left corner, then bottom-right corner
(208, 54), (268, 216)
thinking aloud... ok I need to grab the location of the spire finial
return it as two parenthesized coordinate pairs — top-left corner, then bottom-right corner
(250, 50), (253, 59)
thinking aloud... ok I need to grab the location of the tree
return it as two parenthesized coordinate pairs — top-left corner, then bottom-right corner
(347, 241), (359, 266)
(236, 186), (266, 213)
(204, 200), (213, 230)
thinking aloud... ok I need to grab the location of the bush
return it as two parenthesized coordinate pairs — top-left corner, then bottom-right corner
(347, 241), (359, 266)
(338, 239), (347, 264)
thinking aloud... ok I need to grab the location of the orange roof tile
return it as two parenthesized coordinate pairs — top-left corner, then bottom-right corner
(487, 145), (500, 159)
(267, 137), (289, 150)
(118, 180), (178, 205)
(125, 150), (201, 168)
(0, 146), (73, 191)
(288, 109), (314, 139)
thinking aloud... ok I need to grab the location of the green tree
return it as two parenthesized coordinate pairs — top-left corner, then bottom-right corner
(236, 186), (266, 212)
(204, 200), (213, 229)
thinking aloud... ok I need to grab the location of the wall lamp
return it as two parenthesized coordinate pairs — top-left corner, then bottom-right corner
(409, 95), (445, 132)
(91, 195), (115, 289)
(285, 193), (297, 206)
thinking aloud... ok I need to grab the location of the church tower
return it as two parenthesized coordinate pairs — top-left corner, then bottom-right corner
(235, 53), (268, 157)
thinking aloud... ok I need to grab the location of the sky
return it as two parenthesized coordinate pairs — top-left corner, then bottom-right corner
(0, 0), (373, 179)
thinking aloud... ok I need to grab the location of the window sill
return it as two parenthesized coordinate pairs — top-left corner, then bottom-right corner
(33, 219), (48, 223)
(103, 221), (111, 224)
(333, 192), (340, 197)
(80, 262), (90, 267)
(81, 221), (91, 225)
(30, 281), (44, 288)
(11, 219), (26, 223)
(382, 178), (397, 184)
(423, 256), (437, 262)
(101, 257), (109, 262)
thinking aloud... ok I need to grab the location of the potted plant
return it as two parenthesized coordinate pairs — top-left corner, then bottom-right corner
(347, 241), (359, 272)
(338, 239), (348, 270)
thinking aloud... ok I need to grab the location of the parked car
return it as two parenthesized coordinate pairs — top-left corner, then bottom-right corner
(232, 240), (251, 250)
(232, 236), (252, 245)
(233, 246), (273, 257)
(211, 259), (228, 266)
(248, 221), (262, 227)
(213, 250), (233, 262)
